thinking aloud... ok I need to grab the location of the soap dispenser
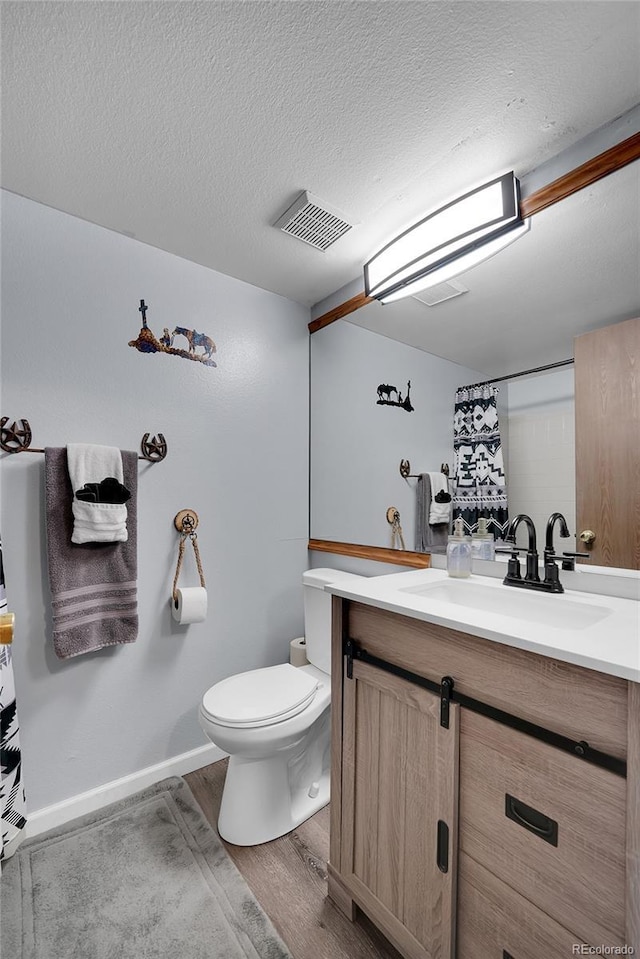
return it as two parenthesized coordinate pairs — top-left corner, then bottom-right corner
(447, 517), (472, 578)
(471, 516), (496, 561)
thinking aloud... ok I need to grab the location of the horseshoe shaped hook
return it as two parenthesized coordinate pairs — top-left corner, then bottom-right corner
(0, 417), (33, 453)
(140, 433), (168, 462)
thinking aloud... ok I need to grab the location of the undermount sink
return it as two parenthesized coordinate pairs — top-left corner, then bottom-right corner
(399, 579), (612, 630)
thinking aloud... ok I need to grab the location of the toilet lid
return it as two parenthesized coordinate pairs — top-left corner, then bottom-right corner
(201, 663), (319, 727)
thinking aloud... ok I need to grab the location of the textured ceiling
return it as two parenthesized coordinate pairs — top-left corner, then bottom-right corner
(2, 0), (639, 313)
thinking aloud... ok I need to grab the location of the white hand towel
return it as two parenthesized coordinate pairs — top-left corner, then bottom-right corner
(67, 444), (128, 544)
(427, 471), (450, 525)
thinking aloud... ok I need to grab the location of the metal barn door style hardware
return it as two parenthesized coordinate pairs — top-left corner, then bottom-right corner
(440, 676), (454, 729)
(343, 639), (626, 777)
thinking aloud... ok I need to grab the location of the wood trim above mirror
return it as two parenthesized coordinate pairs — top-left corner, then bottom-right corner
(309, 538), (431, 568)
(520, 130), (640, 218)
(308, 131), (640, 334)
(308, 291), (373, 334)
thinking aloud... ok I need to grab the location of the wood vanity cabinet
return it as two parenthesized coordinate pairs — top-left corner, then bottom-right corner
(339, 657), (459, 959)
(328, 598), (639, 959)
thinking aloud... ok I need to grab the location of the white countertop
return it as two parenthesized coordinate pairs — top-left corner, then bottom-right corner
(327, 568), (640, 683)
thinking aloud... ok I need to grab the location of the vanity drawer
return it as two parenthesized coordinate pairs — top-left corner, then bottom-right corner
(458, 710), (627, 947)
(347, 602), (628, 760)
(457, 852), (587, 959)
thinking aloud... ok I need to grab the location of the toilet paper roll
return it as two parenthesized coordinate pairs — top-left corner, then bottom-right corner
(289, 637), (309, 667)
(171, 587), (208, 625)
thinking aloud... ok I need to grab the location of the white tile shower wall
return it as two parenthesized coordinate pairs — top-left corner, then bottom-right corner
(0, 191), (310, 812)
(506, 408), (576, 547)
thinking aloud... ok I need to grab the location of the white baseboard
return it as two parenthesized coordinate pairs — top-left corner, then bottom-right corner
(25, 742), (227, 839)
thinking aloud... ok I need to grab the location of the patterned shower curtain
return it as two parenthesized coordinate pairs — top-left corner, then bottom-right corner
(452, 384), (509, 538)
(0, 535), (27, 860)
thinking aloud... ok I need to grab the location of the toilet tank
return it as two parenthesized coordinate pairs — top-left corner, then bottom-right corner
(302, 568), (364, 675)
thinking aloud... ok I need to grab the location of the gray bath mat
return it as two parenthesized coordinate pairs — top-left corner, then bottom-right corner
(1, 776), (292, 959)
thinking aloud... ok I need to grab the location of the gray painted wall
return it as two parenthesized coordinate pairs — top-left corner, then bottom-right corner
(1, 192), (309, 811)
(310, 320), (484, 551)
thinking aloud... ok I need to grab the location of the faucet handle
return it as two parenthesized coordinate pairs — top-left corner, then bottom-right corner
(561, 551), (590, 571)
(496, 546), (523, 582)
(543, 556), (562, 588)
(540, 553), (567, 592)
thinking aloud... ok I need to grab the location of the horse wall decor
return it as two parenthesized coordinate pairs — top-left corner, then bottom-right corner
(376, 380), (414, 412)
(128, 300), (217, 368)
(171, 327), (216, 359)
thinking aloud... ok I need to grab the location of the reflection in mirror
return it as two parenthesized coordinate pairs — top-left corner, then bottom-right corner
(310, 161), (639, 567)
(504, 368), (575, 552)
(310, 319), (485, 550)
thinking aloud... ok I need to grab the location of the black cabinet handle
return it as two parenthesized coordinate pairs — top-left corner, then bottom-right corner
(503, 952), (515, 959)
(505, 793), (558, 847)
(436, 820), (449, 873)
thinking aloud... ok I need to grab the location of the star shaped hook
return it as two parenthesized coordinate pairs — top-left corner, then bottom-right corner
(140, 432), (168, 462)
(0, 417), (33, 453)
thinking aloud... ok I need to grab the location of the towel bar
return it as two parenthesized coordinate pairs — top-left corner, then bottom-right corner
(0, 418), (167, 462)
(400, 459), (450, 479)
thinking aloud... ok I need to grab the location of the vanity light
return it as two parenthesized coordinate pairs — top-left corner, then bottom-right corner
(364, 172), (530, 304)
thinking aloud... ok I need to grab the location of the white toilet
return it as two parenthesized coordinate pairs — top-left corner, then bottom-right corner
(198, 568), (362, 846)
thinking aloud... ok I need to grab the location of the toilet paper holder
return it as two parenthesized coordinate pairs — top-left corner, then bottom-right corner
(174, 509), (199, 534)
(172, 509), (206, 605)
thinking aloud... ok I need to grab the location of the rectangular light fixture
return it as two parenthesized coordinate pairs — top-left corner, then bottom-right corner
(364, 172), (529, 304)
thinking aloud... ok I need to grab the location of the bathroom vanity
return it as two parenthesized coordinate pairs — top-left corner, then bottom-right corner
(326, 569), (639, 959)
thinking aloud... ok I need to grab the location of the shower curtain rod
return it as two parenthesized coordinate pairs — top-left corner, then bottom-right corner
(461, 357), (574, 391)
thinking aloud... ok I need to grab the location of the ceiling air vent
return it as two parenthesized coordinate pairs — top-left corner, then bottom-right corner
(412, 278), (469, 307)
(273, 191), (353, 251)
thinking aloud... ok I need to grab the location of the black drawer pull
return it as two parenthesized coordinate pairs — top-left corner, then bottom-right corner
(436, 819), (449, 873)
(503, 952), (515, 959)
(505, 793), (558, 847)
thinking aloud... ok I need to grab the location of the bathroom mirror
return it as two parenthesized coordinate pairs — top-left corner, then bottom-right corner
(310, 160), (640, 565)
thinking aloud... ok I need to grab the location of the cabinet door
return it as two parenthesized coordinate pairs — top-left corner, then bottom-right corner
(575, 315), (640, 569)
(340, 659), (459, 959)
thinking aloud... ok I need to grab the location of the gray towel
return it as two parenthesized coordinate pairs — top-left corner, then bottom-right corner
(45, 447), (138, 660)
(415, 473), (449, 554)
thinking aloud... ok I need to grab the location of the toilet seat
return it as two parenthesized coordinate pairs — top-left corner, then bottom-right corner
(201, 663), (320, 728)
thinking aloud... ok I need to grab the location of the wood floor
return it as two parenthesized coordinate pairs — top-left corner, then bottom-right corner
(185, 759), (402, 959)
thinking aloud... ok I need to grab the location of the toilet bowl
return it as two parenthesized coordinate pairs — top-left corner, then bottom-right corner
(199, 663), (331, 845)
(198, 569), (363, 846)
